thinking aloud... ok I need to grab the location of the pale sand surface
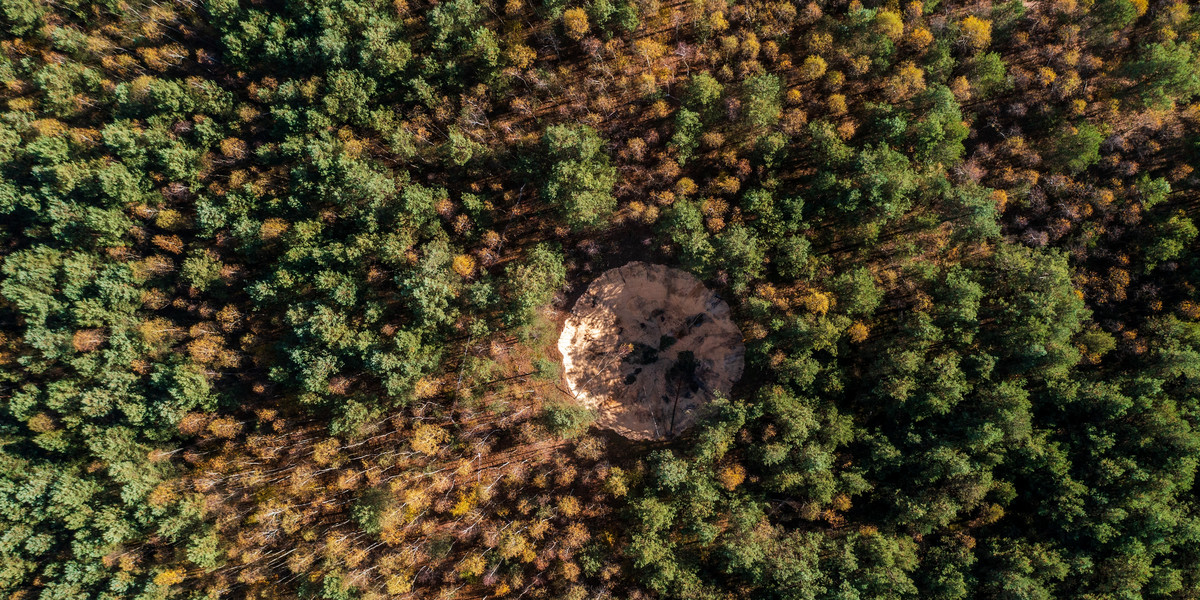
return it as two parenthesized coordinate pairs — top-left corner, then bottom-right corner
(557, 262), (745, 440)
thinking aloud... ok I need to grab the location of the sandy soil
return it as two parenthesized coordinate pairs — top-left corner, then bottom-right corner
(557, 262), (745, 440)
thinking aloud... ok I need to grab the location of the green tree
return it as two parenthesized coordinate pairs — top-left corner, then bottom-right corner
(834, 267), (882, 317)
(661, 200), (714, 275)
(505, 244), (567, 324)
(1125, 41), (1200, 108)
(683, 71), (724, 120)
(542, 401), (596, 438)
(1143, 214), (1197, 272)
(672, 109), (702, 165)
(775, 236), (811, 280)
(716, 224), (765, 293)
(1055, 123), (1104, 174)
(743, 73), (782, 130)
(180, 249), (224, 291)
(910, 86), (968, 166)
(541, 125), (618, 229)
(0, 0), (44, 34)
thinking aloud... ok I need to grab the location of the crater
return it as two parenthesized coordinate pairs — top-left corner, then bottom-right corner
(557, 262), (746, 440)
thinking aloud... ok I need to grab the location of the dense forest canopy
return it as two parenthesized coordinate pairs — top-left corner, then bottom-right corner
(1, 0), (1200, 598)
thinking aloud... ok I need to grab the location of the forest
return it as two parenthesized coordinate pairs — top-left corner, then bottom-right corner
(2, 0), (1200, 597)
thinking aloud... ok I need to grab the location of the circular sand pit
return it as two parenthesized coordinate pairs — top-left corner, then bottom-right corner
(557, 262), (745, 440)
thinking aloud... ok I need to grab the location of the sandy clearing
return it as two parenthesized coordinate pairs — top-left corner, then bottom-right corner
(557, 262), (745, 440)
